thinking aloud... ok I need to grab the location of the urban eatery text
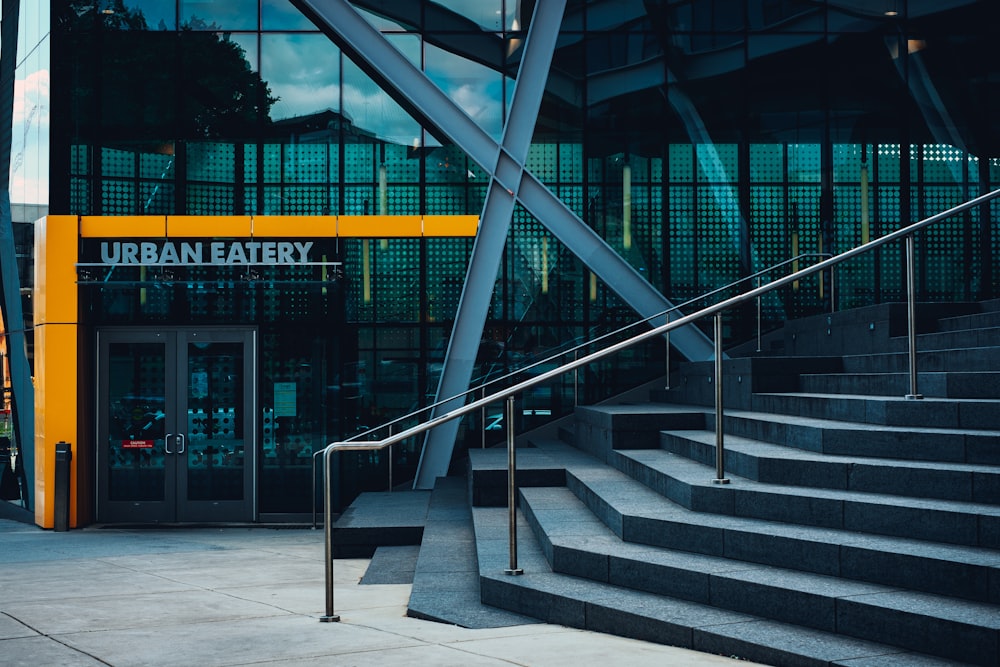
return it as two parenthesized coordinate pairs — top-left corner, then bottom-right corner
(100, 241), (314, 265)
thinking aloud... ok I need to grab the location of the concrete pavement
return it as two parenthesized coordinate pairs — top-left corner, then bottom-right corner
(0, 518), (767, 666)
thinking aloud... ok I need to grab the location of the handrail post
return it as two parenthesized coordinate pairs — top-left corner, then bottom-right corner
(830, 265), (836, 313)
(573, 351), (579, 406)
(387, 425), (393, 492)
(905, 234), (923, 400)
(320, 446), (340, 622)
(755, 277), (762, 353)
(312, 450), (319, 529)
(504, 394), (523, 575)
(712, 313), (730, 485)
(481, 387), (487, 448)
(664, 330), (671, 390)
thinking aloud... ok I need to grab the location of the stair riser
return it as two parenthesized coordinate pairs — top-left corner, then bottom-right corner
(750, 394), (1000, 429)
(835, 599), (1000, 666)
(576, 407), (993, 465)
(480, 575), (784, 665)
(800, 372), (1000, 398)
(609, 450), (998, 547)
(722, 413), (1000, 465)
(481, 574), (931, 667)
(885, 327), (1000, 353)
(573, 408), (706, 460)
(661, 432), (1000, 503)
(938, 311), (1000, 332)
(842, 348), (1000, 373)
(557, 478), (1000, 604)
(537, 540), (999, 665)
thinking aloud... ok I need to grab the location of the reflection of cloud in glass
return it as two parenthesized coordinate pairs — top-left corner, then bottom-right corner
(261, 34), (340, 121)
(262, 0), (317, 30)
(343, 59), (419, 146)
(181, 0), (257, 29)
(11, 69), (50, 205)
(426, 43), (504, 141)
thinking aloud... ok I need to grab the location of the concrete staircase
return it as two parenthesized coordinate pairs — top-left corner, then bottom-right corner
(335, 300), (1000, 666)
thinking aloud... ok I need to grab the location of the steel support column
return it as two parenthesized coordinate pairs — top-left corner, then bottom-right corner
(415, 0), (565, 488)
(291, 0), (715, 487)
(0, 0), (32, 506)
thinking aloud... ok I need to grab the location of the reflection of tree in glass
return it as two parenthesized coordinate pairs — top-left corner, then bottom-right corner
(56, 1), (277, 140)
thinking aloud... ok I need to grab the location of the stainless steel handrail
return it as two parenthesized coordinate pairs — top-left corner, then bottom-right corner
(310, 251), (832, 527)
(318, 187), (1000, 621)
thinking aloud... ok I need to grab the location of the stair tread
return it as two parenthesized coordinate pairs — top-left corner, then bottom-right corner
(619, 447), (1000, 516)
(407, 476), (540, 629)
(507, 439), (1000, 568)
(521, 486), (1000, 626)
(511, 439), (1000, 565)
(758, 391), (1000, 404)
(663, 429), (1000, 474)
(627, 403), (1000, 437)
(472, 505), (979, 667)
(802, 371), (1000, 377)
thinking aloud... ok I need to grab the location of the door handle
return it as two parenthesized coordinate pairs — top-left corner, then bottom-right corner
(165, 433), (173, 454)
(177, 433), (186, 455)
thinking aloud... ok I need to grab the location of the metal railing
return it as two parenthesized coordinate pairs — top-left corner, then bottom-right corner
(317, 187), (1000, 622)
(310, 251), (833, 527)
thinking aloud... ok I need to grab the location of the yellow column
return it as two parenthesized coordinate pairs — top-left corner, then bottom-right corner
(33, 215), (80, 528)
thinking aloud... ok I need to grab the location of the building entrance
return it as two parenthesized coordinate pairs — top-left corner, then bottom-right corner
(96, 328), (256, 523)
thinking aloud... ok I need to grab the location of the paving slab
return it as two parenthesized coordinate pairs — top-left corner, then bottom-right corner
(0, 518), (766, 667)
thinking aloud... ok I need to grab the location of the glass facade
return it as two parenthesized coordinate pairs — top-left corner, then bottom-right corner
(33, 0), (1000, 514)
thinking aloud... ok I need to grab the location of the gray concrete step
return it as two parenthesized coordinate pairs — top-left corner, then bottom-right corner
(841, 347), (1000, 373)
(659, 429), (1000, 503)
(576, 403), (1000, 465)
(799, 371), (1000, 398)
(407, 476), (539, 629)
(887, 326), (1000, 354)
(610, 447), (1000, 548)
(938, 309), (1000, 332)
(750, 392), (1000, 429)
(519, 486), (1000, 666)
(720, 408), (999, 463)
(472, 504), (985, 667)
(470, 441), (1000, 605)
(330, 489), (429, 557)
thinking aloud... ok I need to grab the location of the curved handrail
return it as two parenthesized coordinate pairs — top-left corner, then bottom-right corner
(310, 250), (831, 526)
(319, 187), (1000, 620)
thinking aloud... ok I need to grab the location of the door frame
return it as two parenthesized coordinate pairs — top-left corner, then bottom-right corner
(95, 326), (257, 523)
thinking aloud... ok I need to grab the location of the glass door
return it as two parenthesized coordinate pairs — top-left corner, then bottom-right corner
(97, 328), (256, 523)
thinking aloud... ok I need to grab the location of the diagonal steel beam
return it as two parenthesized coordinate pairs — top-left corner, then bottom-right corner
(291, 0), (712, 354)
(413, 0), (566, 489)
(291, 0), (715, 485)
(0, 0), (32, 507)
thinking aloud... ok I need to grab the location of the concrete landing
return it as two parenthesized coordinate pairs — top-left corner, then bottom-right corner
(0, 518), (766, 667)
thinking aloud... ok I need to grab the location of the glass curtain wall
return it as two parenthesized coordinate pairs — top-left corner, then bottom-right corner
(50, 0), (1000, 509)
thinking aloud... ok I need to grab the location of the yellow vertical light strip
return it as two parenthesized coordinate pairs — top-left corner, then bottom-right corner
(622, 163), (632, 250)
(33, 216), (80, 529)
(791, 230), (800, 292)
(860, 161), (871, 244)
(321, 254), (328, 295)
(541, 237), (549, 294)
(379, 164), (388, 250)
(362, 239), (372, 302)
(590, 271), (597, 301)
(139, 266), (147, 305)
